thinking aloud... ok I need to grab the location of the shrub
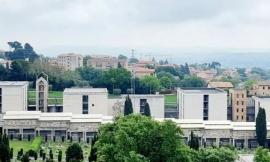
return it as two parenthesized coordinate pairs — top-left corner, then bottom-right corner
(58, 150), (62, 162)
(49, 149), (53, 160)
(66, 143), (83, 162)
(42, 153), (46, 161)
(21, 153), (30, 162)
(40, 149), (44, 157)
(28, 134), (31, 141)
(254, 147), (270, 162)
(28, 149), (36, 157)
(10, 148), (13, 159)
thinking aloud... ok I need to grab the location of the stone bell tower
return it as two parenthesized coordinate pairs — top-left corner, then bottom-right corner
(36, 72), (49, 112)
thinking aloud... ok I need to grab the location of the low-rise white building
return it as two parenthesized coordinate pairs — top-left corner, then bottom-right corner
(0, 81), (28, 113)
(63, 88), (109, 115)
(177, 88), (227, 121)
(254, 96), (270, 121)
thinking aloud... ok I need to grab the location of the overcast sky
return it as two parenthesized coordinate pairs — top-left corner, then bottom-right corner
(0, 0), (270, 56)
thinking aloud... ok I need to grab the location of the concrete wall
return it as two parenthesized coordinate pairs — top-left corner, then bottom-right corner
(63, 93), (108, 115)
(1, 85), (28, 112)
(254, 97), (270, 121)
(178, 91), (227, 120)
(108, 95), (165, 118)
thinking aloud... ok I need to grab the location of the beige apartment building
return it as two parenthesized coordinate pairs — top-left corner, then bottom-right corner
(57, 53), (83, 70)
(87, 55), (127, 69)
(229, 89), (247, 122)
(249, 81), (270, 96)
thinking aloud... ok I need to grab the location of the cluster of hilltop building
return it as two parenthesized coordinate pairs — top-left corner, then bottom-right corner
(2, 75), (270, 149)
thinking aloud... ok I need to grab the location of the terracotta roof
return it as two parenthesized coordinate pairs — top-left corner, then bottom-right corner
(208, 81), (234, 88)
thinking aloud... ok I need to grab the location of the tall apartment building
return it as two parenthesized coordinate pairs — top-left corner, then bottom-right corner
(87, 55), (127, 70)
(229, 89), (247, 122)
(177, 88), (227, 120)
(0, 81), (28, 113)
(249, 81), (270, 96)
(57, 53), (83, 70)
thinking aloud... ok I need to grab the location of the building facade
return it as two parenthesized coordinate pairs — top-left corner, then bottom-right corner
(250, 81), (270, 96)
(254, 96), (270, 121)
(57, 53), (83, 70)
(63, 88), (109, 115)
(87, 55), (127, 70)
(36, 74), (49, 112)
(177, 88), (227, 121)
(229, 89), (247, 122)
(1, 111), (270, 149)
(0, 81), (28, 113)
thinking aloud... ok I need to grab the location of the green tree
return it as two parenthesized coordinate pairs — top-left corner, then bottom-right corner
(178, 76), (205, 87)
(102, 68), (131, 93)
(88, 135), (98, 162)
(65, 143), (84, 162)
(0, 134), (11, 162)
(256, 108), (267, 147)
(254, 147), (270, 162)
(124, 95), (133, 116)
(144, 102), (151, 117)
(118, 54), (127, 60)
(21, 153), (30, 162)
(58, 150), (62, 162)
(141, 76), (160, 94)
(159, 76), (172, 89)
(189, 131), (199, 150)
(95, 114), (189, 162)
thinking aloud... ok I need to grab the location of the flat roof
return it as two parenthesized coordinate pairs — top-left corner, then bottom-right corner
(178, 87), (225, 94)
(0, 81), (28, 86)
(64, 88), (108, 94)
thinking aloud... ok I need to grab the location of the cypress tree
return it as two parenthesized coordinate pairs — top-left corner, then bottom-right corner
(124, 95), (133, 116)
(144, 102), (151, 117)
(256, 107), (267, 147)
(189, 131), (199, 150)
(88, 135), (98, 162)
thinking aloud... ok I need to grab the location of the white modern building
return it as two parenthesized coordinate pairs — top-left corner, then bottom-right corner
(177, 88), (227, 121)
(254, 96), (270, 121)
(108, 95), (164, 118)
(2, 111), (270, 149)
(0, 81), (28, 113)
(63, 88), (109, 115)
(57, 53), (83, 70)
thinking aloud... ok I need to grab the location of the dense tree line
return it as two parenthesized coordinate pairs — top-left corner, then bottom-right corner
(93, 114), (238, 162)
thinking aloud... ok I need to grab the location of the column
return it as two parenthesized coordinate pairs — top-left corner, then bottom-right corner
(216, 138), (220, 147)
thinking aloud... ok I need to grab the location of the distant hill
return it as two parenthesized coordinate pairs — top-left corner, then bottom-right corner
(169, 52), (270, 68)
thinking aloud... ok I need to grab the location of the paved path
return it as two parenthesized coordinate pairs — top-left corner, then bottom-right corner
(237, 154), (254, 162)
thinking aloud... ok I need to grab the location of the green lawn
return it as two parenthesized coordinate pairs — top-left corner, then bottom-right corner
(28, 90), (63, 98)
(165, 94), (177, 104)
(28, 90), (63, 105)
(10, 140), (33, 155)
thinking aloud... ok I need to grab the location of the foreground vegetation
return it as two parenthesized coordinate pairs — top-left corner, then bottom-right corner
(94, 114), (238, 162)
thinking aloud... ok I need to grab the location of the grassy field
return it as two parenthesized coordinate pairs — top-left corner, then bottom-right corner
(28, 90), (63, 105)
(165, 94), (177, 104)
(10, 140), (34, 155)
(28, 90), (63, 98)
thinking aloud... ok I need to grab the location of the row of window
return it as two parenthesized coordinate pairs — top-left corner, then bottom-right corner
(236, 101), (245, 106)
(236, 108), (245, 113)
(236, 93), (245, 98)
(236, 115), (244, 120)
(203, 95), (209, 121)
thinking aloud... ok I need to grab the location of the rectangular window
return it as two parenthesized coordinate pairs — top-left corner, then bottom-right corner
(237, 101), (239, 105)
(140, 99), (147, 114)
(237, 94), (239, 98)
(203, 95), (209, 121)
(242, 101), (244, 105)
(82, 95), (89, 114)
